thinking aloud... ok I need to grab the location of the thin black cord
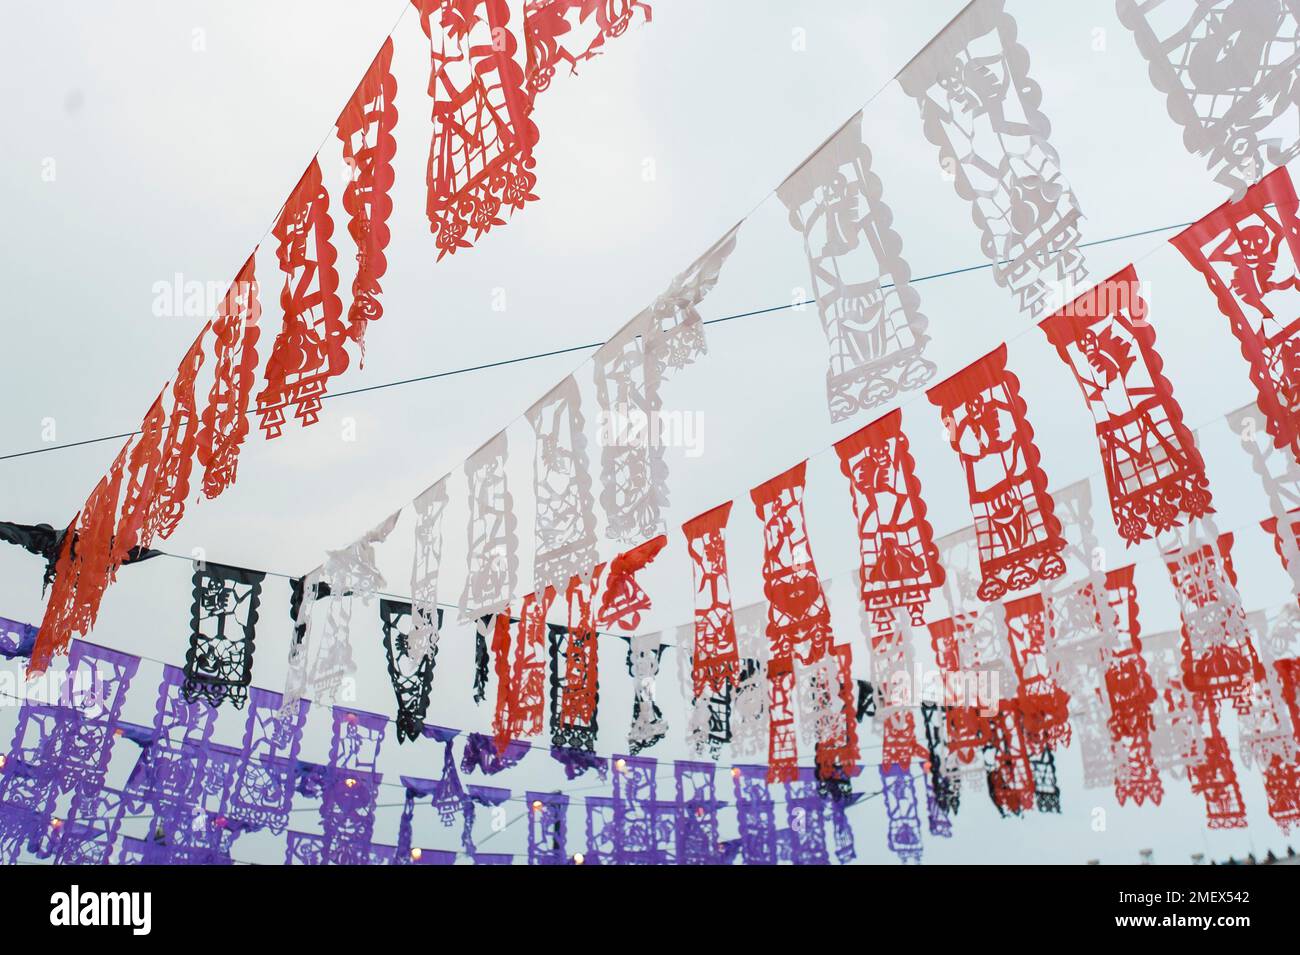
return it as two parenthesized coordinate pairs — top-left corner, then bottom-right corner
(0, 213), (1195, 464)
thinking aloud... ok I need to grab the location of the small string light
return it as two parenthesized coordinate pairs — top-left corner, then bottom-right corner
(345, 777), (357, 789)
(730, 767), (740, 778)
(615, 758), (626, 772)
(410, 848), (422, 861)
(50, 818), (63, 830)
(531, 800), (543, 812)
(572, 853), (584, 865)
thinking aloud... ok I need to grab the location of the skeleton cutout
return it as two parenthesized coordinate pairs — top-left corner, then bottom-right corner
(777, 111), (936, 420)
(1117, 0), (1300, 197)
(899, 0), (1087, 317)
(1174, 168), (1300, 459)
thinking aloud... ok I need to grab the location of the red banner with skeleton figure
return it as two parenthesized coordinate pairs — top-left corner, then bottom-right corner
(1041, 266), (1213, 545)
(750, 461), (834, 782)
(256, 158), (346, 439)
(1173, 167), (1300, 461)
(682, 503), (741, 698)
(927, 344), (1066, 600)
(336, 37), (398, 362)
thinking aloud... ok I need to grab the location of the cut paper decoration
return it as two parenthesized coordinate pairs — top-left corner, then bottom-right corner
(1103, 564), (1164, 807)
(460, 431), (519, 620)
(1144, 626), (1211, 777)
(523, 0), (652, 93)
(683, 502), (741, 697)
(1030, 747), (1062, 814)
(320, 708), (386, 864)
(595, 534), (666, 630)
(593, 317), (667, 544)
(527, 376), (598, 593)
(641, 224), (739, 384)
(1163, 529), (1265, 711)
(499, 587), (556, 748)
(411, 0), (538, 258)
(310, 510), (401, 705)
(281, 571), (322, 719)
(898, 0), (1087, 318)
(380, 598), (441, 744)
(594, 227), (739, 543)
(627, 630), (667, 753)
(182, 561), (265, 709)
(879, 764), (923, 864)
(1225, 401), (1300, 598)
(927, 344), (1066, 599)
(1173, 167), (1300, 460)
(1041, 266), (1213, 544)
(112, 393), (167, 570)
(197, 254), (260, 500)
(256, 158), (345, 439)
(410, 478), (449, 667)
(984, 702), (1036, 817)
(866, 609), (926, 773)
(677, 622), (733, 760)
(797, 642), (859, 784)
(145, 335), (205, 544)
(527, 790), (569, 865)
(777, 110), (936, 421)
(750, 461), (834, 782)
(1187, 695), (1248, 830)
(227, 688), (309, 834)
(551, 574), (599, 752)
(0, 616), (36, 659)
(1116, 0), (1300, 197)
(335, 37), (397, 362)
(29, 444), (128, 675)
(1001, 593), (1071, 753)
(731, 602), (770, 759)
(1035, 479), (1130, 795)
(834, 408), (944, 631)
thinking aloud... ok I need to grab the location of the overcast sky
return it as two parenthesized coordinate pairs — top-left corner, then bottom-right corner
(1, 1), (1297, 864)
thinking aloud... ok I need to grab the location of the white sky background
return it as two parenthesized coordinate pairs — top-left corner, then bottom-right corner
(1, 0), (1297, 864)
